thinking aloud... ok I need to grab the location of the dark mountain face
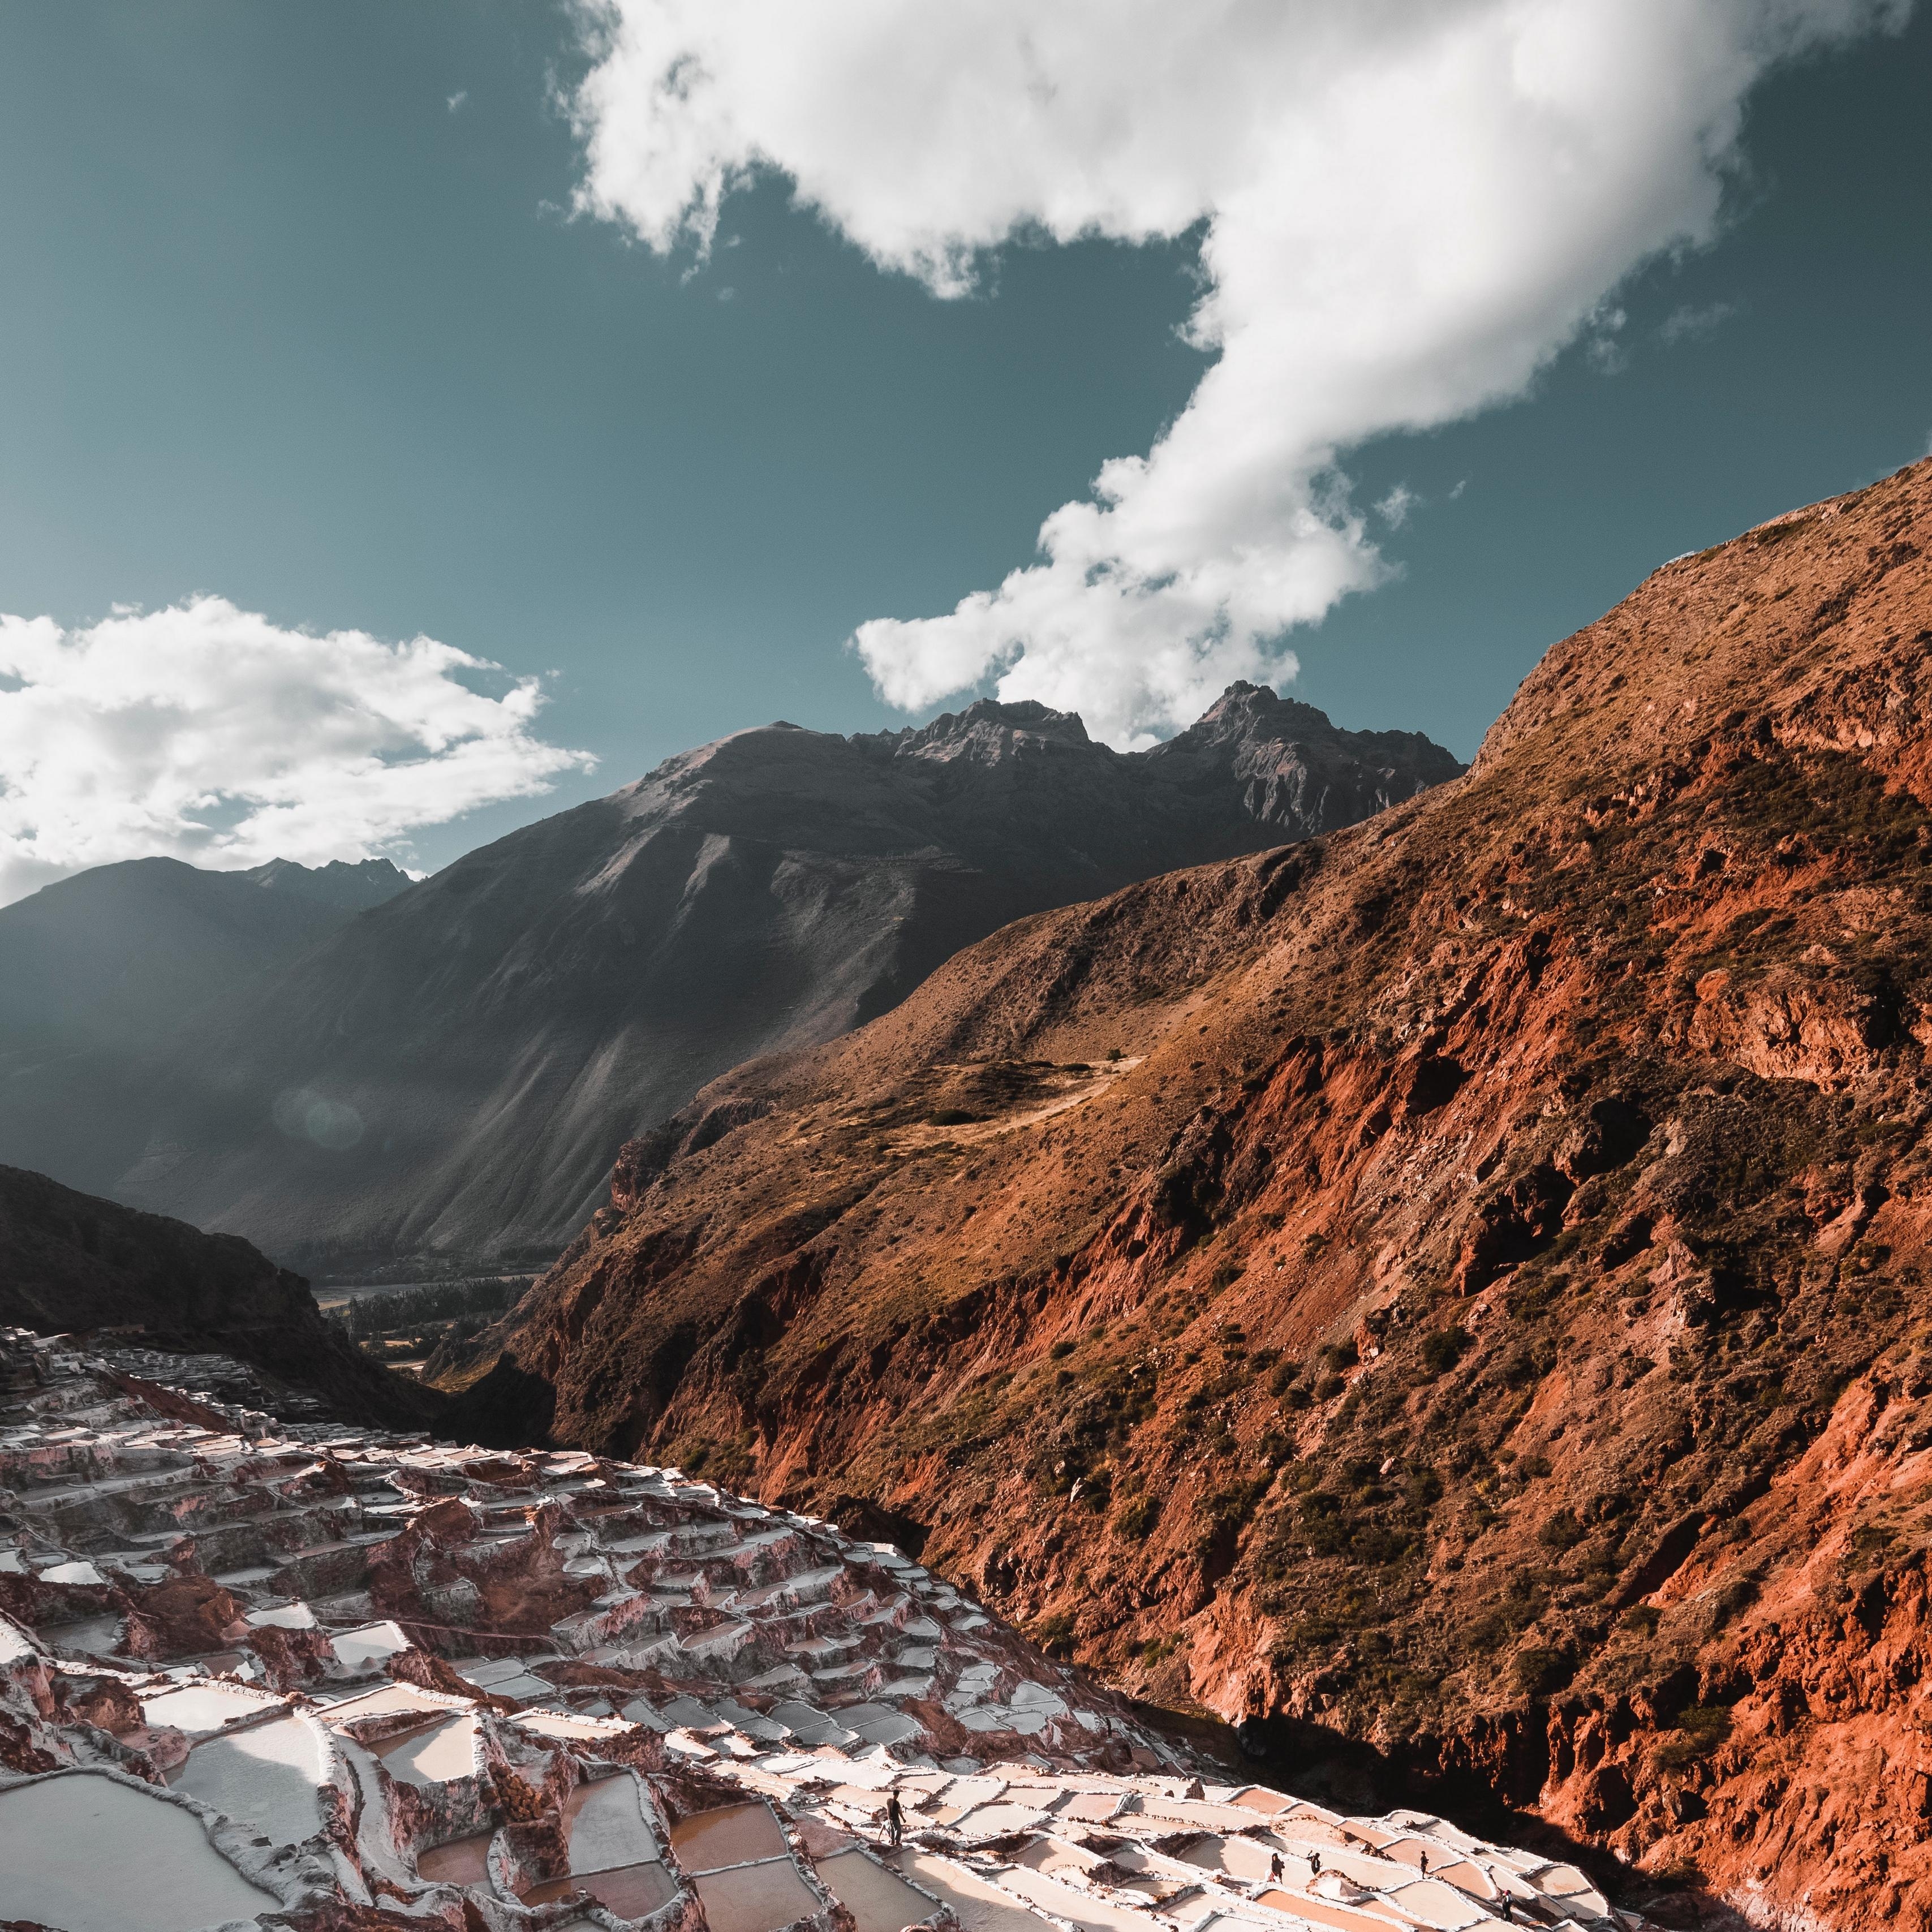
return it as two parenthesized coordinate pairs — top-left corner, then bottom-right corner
(0, 1163), (438, 1429)
(0, 856), (410, 1191)
(89, 687), (1458, 1276)
(0, 854), (410, 1039)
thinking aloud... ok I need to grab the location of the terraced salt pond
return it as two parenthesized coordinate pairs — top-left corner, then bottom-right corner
(141, 1681), (283, 1736)
(670, 1799), (790, 1870)
(371, 1711), (479, 1787)
(171, 1713), (328, 1848)
(694, 1857), (826, 1932)
(0, 1772), (277, 1932)
(0, 1326), (1641, 1932)
(815, 1849), (941, 1932)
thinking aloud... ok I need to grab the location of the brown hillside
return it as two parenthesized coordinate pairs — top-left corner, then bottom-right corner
(447, 457), (1932, 1928)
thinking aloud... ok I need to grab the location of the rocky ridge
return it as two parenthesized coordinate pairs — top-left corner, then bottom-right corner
(0, 1163), (440, 1432)
(102, 688), (1458, 1276)
(443, 458), (1932, 1928)
(0, 1329), (1623, 1931)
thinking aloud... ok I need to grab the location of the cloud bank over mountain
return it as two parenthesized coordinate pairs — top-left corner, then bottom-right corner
(570, 0), (1908, 746)
(0, 596), (592, 905)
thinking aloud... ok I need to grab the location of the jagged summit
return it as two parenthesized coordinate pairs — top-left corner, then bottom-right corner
(884, 695), (1097, 760)
(239, 854), (412, 907)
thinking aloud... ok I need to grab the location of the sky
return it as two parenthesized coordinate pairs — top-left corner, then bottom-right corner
(0, 1), (1927, 901)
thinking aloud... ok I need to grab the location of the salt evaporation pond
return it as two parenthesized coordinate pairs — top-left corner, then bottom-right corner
(670, 1800), (788, 1870)
(817, 1848), (940, 1932)
(142, 1680), (282, 1736)
(565, 1774), (659, 1870)
(0, 1771), (277, 1932)
(893, 1851), (1057, 1932)
(417, 1832), (494, 1886)
(373, 1711), (477, 1787)
(524, 1862), (679, 1916)
(172, 1713), (328, 1848)
(694, 1858), (824, 1932)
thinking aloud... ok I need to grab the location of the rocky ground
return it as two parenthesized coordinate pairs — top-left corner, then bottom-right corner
(442, 457), (1932, 1929)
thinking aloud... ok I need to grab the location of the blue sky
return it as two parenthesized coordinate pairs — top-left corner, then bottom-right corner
(0, 2), (1927, 890)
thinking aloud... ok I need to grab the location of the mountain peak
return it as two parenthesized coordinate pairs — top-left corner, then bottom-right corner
(240, 855), (414, 911)
(890, 696), (1094, 762)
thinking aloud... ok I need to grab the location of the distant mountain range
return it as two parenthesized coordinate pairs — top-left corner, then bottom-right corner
(0, 855), (411, 1197)
(0, 684), (1460, 1275)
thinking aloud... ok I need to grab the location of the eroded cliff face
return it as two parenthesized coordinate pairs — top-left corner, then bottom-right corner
(445, 458), (1932, 1927)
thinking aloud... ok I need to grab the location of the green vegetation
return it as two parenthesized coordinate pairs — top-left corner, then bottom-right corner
(326, 1274), (530, 1362)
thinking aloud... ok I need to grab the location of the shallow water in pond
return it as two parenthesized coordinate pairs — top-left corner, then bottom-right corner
(418, 1833), (493, 1886)
(373, 1712), (477, 1787)
(670, 1800), (787, 1871)
(141, 1682), (279, 1736)
(524, 1860), (679, 1917)
(695, 1857), (822, 1932)
(0, 1771), (277, 1932)
(172, 1714), (326, 1847)
(890, 1851), (1051, 1932)
(816, 1847), (937, 1932)
(566, 1773), (659, 1871)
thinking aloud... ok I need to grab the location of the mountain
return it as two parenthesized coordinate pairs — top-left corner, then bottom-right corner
(99, 687), (1459, 1275)
(442, 458), (1932, 1928)
(0, 1163), (440, 1429)
(0, 855), (410, 1190)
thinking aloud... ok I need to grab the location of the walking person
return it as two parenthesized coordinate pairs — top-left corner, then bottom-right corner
(886, 1789), (905, 1849)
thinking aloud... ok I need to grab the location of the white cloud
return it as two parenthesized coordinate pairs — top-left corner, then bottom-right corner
(1375, 485), (1418, 531)
(1660, 299), (1741, 343)
(568, 0), (1907, 746)
(447, 89), (468, 113)
(0, 596), (593, 906)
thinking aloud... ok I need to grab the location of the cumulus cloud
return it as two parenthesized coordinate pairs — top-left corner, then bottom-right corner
(569, 0), (1907, 745)
(0, 596), (593, 905)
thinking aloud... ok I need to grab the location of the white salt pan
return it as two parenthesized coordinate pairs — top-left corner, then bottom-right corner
(817, 1849), (940, 1932)
(38, 1560), (106, 1585)
(376, 1712), (477, 1787)
(567, 1774), (659, 1872)
(332, 1619), (411, 1673)
(142, 1681), (283, 1736)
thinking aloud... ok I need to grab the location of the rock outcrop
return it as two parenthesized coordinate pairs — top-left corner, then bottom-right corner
(445, 458), (1932, 1927)
(0, 1164), (440, 1430)
(93, 689), (1457, 1276)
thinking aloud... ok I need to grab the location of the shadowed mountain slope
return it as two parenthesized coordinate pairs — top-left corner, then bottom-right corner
(0, 856), (410, 1191)
(0, 1163), (440, 1429)
(445, 459), (1932, 1928)
(107, 688), (1457, 1275)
